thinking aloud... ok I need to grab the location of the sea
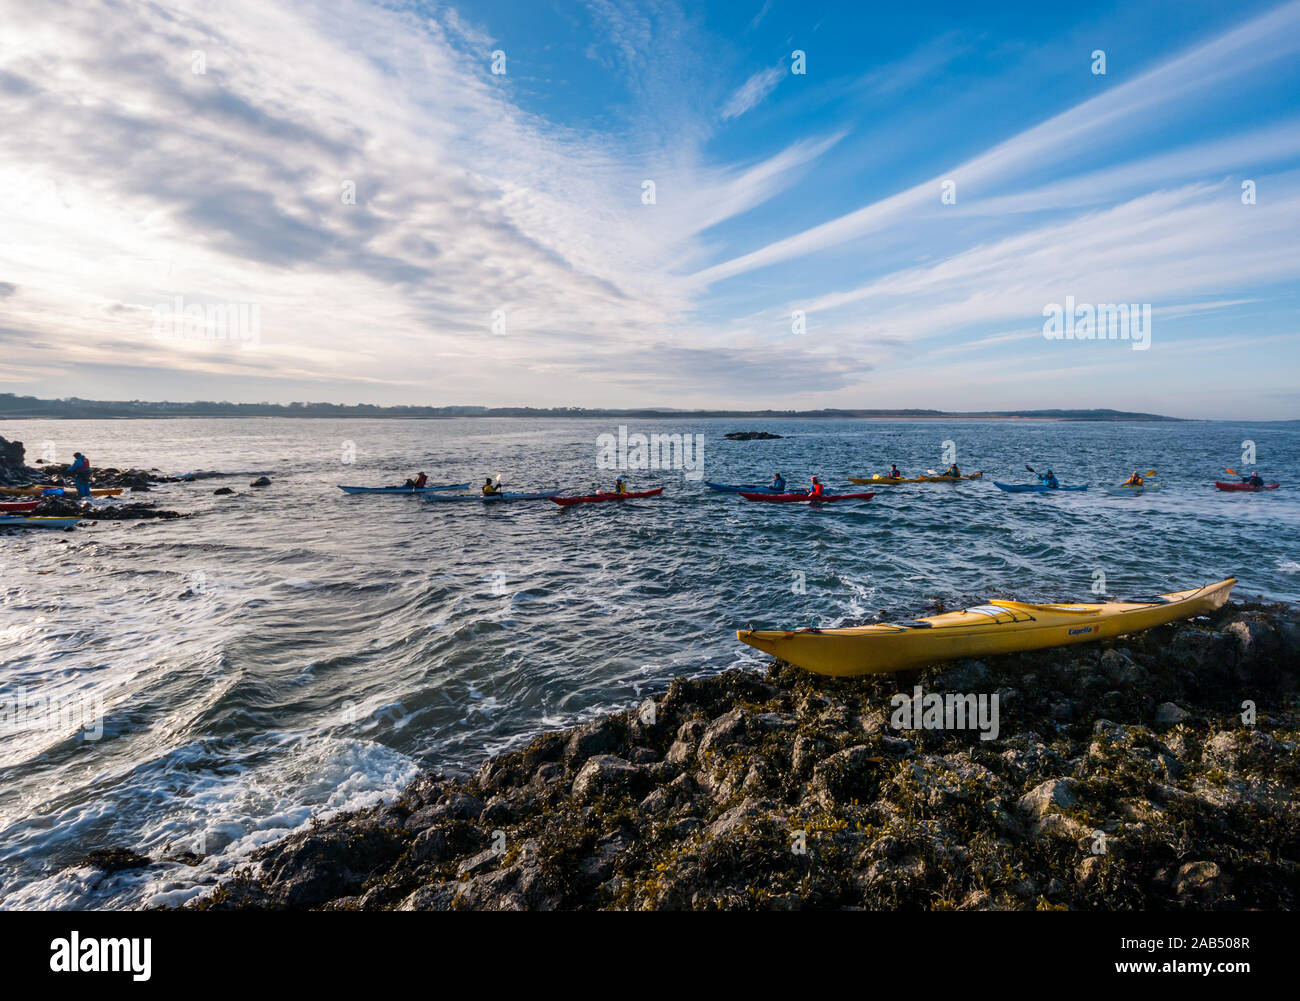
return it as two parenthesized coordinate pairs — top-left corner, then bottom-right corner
(0, 416), (1296, 909)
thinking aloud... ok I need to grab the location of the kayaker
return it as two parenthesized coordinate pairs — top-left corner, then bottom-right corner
(770, 472), (786, 491)
(482, 478), (500, 496)
(67, 452), (91, 499)
(1123, 471), (1144, 486)
(403, 472), (429, 489)
(940, 463), (961, 478)
(614, 477), (628, 495)
(1038, 469), (1060, 489)
(808, 476), (824, 498)
(888, 464), (902, 479)
(1244, 471), (1265, 488)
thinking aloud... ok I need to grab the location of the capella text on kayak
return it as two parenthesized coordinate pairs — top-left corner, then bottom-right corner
(596, 426), (705, 480)
(1042, 297), (1152, 350)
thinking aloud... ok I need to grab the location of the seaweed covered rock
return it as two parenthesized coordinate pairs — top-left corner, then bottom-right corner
(187, 600), (1300, 911)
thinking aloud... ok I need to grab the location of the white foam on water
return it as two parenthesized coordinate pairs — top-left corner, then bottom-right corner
(0, 734), (417, 910)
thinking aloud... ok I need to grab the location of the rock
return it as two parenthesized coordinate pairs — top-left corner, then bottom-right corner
(1175, 861), (1231, 904)
(1154, 702), (1191, 725)
(213, 487), (235, 495)
(1016, 778), (1079, 819)
(78, 848), (152, 873)
(707, 798), (769, 839)
(457, 848), (501, 879)
(571, 755), (645, 802)
(809, 745), (880, 808)
(408, 828), (449, 864)
(934, 660), (989, 690)
(566, 717), (625, 763)
(723, 431), (782, 440)
(249, 476), (271, 487)
(665, 719), (707, 766)
(697, 707), (749, 760)
(432, 792), (484, 821)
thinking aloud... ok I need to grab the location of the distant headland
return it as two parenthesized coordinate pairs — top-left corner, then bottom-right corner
(0, 394), (1185, 422)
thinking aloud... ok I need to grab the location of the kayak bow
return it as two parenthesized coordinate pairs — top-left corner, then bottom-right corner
(738, 578), (1236, 676)
(0, 515), (81, 529)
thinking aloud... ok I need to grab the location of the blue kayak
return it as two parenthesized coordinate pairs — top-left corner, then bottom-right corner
(704, 481), (784, 493)
(993, 481), (1088, 493)
(338, 483), (469, 494)
(424, 490), (562, 502)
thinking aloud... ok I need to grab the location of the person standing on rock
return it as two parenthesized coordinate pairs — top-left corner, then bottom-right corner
(68, 452), (91, 499)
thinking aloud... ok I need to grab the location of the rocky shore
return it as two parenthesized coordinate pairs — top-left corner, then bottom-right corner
(179, 599), (1300, 911)
(0, 435), (184, 520)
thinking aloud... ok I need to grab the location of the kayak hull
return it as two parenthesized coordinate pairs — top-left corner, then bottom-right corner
(551, 488), (664, 507)
(0, 486), (123, 497)
(424, 490), (562, 501)
(739, 491), (875, 503)
(1103, 483), (1160, 495)
(0, 516), (81, 529)
(704, 482), (782, 493)
(738, 578), (1236, 677)
(916, 472), (983, 482)
(0, 500), (42, 513)
(993, 482), (1088, 492)
(338, 483), (470, 494)
(1214, 481), (1279, 492)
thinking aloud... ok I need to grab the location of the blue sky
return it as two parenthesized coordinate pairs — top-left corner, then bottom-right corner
(1, 0), (1298, 417)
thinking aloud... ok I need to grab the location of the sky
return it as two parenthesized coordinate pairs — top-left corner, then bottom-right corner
(1, 0), (1298, 419)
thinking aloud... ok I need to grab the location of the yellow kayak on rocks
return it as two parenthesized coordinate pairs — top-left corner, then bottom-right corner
(737, 578), (1236, 677)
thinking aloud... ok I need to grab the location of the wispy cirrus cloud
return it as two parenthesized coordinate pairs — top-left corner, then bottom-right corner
(721, 64), (786, 120)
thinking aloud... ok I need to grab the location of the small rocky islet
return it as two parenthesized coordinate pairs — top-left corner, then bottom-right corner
(181, 599), (1299, 911)
(1, 435), (186, 520)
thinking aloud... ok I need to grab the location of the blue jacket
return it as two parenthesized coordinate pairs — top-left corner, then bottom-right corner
(69, 455), (90, 479)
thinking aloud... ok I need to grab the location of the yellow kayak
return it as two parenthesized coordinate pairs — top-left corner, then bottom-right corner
(737, 578), (1235, 677)
(0, 486), (124, 497)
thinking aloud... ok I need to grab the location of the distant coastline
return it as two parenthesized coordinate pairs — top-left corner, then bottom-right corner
(0, 394), (1185, 422)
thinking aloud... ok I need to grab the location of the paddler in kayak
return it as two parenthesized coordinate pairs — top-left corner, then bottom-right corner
(614, 476), (628, 495)
(939, 462), (961, 478)
(888, 464), (902, 479)
(770, 472), (786, 491)
(68, 452), (91, 499)
(1242, 471), (1265, 488)
(482, 478), (500, 496)
(1037, 469), (1061, 489)
(808, 476), (824, 498)
(1123, 471), (1144, 486)
(402, 472), (429, 489)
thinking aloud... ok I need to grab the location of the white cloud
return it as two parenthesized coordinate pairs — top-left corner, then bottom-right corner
(721, 64), (786, 120)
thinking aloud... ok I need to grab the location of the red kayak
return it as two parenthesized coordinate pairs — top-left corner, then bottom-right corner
(0, 500), (41, 513)
(1214, 481), (1280, 492)
(550, 488), (664, 507)
(739, 491), (876, 503)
